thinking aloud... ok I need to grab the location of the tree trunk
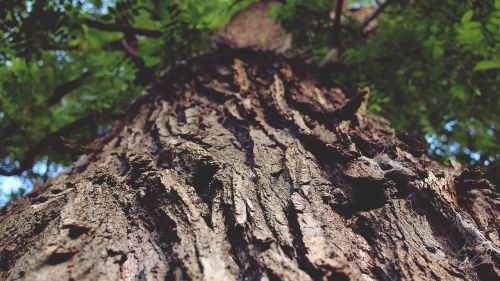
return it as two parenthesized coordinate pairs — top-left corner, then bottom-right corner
(0, 49), (498, 281)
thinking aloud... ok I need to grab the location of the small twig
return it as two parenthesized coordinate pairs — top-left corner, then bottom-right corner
(84, 19), (163, 37)
(360, 0), (392, 31)
(332, 0), (345, 49)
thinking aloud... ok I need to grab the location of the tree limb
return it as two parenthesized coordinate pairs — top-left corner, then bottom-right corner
(84, 19), (163, 38)
(0, 115), (95, 176)
(106, 36), (156, 85)
(47, 71), (91, 106)
(332, 0), (345, 48)
(360, 0), (392, 31)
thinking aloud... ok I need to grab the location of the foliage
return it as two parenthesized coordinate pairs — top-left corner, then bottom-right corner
(268, 0), (334, 60)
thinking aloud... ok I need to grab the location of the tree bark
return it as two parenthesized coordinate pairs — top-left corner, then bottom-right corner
(0, 49), (498, 281)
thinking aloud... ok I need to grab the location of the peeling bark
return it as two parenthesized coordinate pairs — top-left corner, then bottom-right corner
(0, 49), (498, 280)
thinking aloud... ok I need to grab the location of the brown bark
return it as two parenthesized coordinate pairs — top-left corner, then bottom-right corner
(0, 49), (498, 281)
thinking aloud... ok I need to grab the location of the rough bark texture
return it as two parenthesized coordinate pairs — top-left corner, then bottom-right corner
(0, 49), (498, 281)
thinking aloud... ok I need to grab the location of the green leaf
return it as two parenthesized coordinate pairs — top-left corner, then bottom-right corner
(461, 11), (474, 24)
(473, 60), (500, 71)
(451, 84), (467, 101)
(432, 45), (444, 60)
(368, 104), (382, 113)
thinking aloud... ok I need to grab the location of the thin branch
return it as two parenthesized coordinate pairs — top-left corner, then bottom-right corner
(360, 0), (392, 31)
(106, 37), (156, 85)
(47, 70), (91, 106)
(84, 19), (163, 38)
(0, 115), (95, 176)
(332, 0), (345, 48)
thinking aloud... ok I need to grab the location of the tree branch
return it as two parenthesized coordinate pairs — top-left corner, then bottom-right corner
(0, 115), (95, 176)
(84, 19), (163, 38)
(332, 0), (345, 48)
(47, 71), (91, 106)
(106, 37), (156, 85)
(360, 0), (392, 31)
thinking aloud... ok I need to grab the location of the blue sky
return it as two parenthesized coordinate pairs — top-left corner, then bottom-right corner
(0, 160), (66, 205)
